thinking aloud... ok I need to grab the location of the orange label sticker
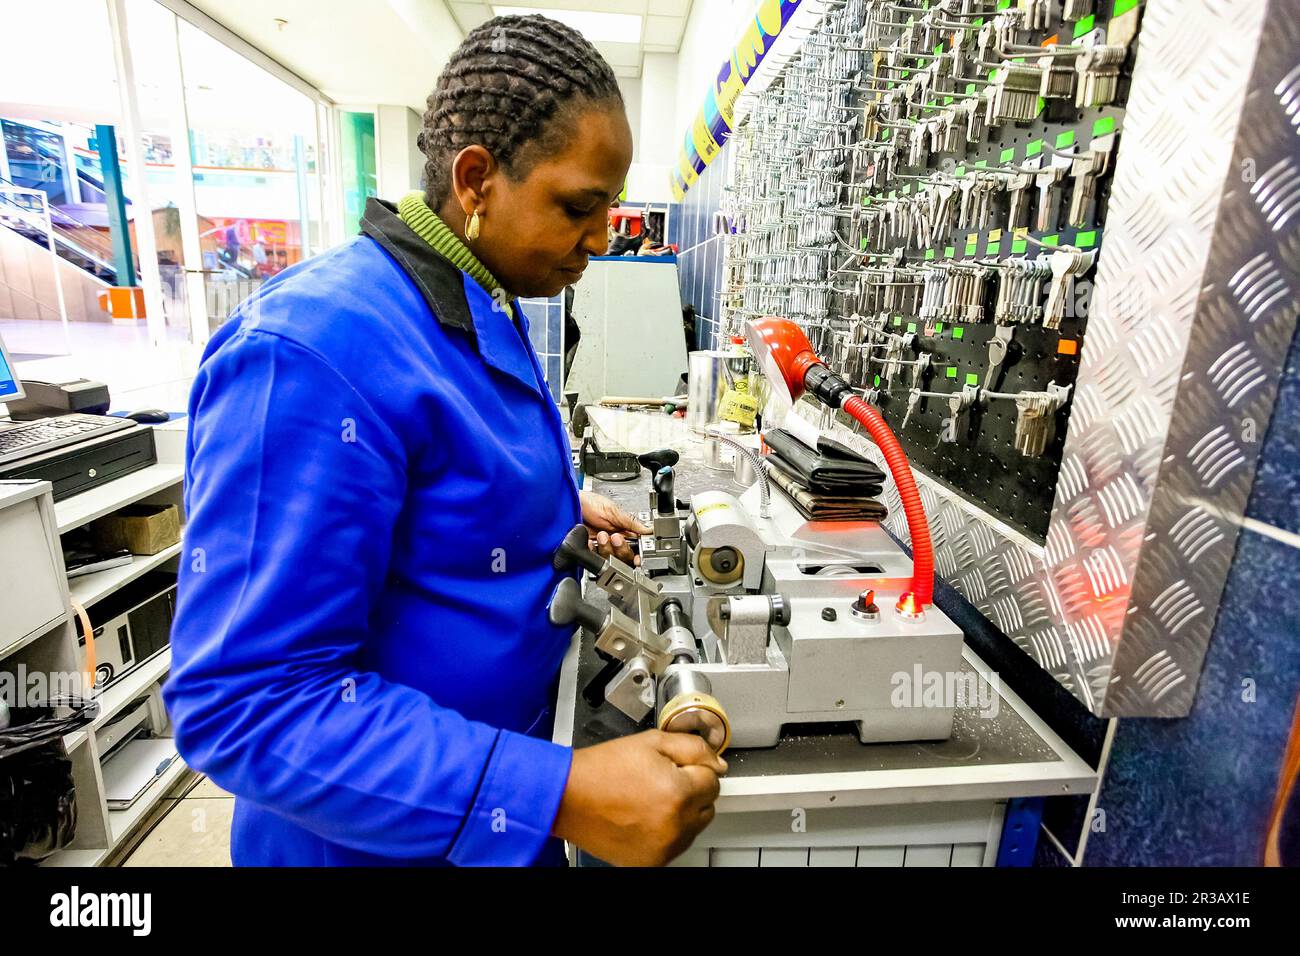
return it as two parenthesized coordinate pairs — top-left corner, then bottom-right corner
(1058, 339), (1079, 355)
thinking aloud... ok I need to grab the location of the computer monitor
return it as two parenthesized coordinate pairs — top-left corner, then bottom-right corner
(0, 329), (25, 405)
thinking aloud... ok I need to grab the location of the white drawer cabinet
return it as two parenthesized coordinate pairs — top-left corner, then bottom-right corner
(0, 480), (68, 655)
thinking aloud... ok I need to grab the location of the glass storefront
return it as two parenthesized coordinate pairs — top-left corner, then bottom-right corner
(2, 120), (74, 206)
(0, 0), (342, 401)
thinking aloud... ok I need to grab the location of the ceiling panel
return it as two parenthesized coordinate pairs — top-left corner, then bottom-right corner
(466, 1), (696, 77)
(190, 1), (695, 94)
(593, 40), (643, 67)
(653, 0), (691, 16)
(497, 0), (649, 15)
(643, 14), (684, 50)
(187, 0), (463, 110)
(450, 2), (495, 31)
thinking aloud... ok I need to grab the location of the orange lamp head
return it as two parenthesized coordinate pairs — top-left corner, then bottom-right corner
(744, 317), (824, 405)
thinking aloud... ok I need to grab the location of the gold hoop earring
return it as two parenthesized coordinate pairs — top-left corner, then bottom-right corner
(465, 210), (481, 242)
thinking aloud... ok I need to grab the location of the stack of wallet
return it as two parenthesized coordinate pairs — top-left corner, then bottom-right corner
(763, 428), (889, 521)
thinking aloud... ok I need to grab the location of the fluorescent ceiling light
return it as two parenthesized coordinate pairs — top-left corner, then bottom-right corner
(492, 6), (643, 43)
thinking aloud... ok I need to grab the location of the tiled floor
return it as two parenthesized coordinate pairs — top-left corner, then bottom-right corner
(122, 776), (233, 867)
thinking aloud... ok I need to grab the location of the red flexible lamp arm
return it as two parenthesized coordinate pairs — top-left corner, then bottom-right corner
(746, 317), (935, 613)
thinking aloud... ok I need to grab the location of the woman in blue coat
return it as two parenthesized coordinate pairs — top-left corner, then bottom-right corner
(164, 14), (725, 867)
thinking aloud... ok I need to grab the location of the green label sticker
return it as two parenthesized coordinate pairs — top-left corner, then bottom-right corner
(964, 240), (977, 256)
(893, 317), (902, 326)
(874, 375), (881, 386)
(925, 248), (936, 260)
(1000, 147), (1015, 163)
(1055, 130), (1076, 149)
(907, 322), (918, 333)
(964, 83), (976, 96)
(943, 95), (953, 105)
(1026, 139), (1043, 157)
(965, 372), (980, 387)
(934, 43), (944, 56)
(935, 322), (944, 333)
(946, 366), (958, 378)
(1114, 0), (1138, 15)
(955, 165), (966, 177)
(1036, 96), (1045, 116)
(902, 184), (912, 195)
(888, 190), (896, 199)
(953, 327), (965, 340)
(1042, 234), (1059, 246)
(944, 246), (955, 258)
(986, 240), (1001, 254)
(974, 160), (988, 169)
(860, 236), (869, 250)
(1073, 13), (1096, 38)
(1012, 237), (1027, 253)
(1076, 230), (1097, 248)
(1092, 115), (1116, 138)
(997, 0), (1011, 8)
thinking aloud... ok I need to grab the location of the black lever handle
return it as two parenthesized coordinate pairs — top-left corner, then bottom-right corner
(582, 656), (625, 708)
(637, 448), (679, 475)
(552, 524), (605, 575)
(547, 577), (606, 633)
(653, 466), (675, 516)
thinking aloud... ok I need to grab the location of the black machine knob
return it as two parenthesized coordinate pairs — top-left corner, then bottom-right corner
(850, 588), (880, 621)
(637, 448), (679, 475)
(548, 577), (606, 634)
(552, 524), (606, 575)
(653, 466), (676, 516)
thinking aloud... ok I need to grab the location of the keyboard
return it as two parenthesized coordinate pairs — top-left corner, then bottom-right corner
(0, 414), (134, 466)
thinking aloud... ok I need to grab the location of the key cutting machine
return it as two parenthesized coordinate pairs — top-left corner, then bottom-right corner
(546, 318), (964, 752)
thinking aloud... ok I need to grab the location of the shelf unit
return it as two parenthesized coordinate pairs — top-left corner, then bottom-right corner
(109, 754), (190, 844)
(1, 421), (189, 867)
(91, 650), (172, 730)
(55, 463), (185, 535)
(68, 543), (183, 609)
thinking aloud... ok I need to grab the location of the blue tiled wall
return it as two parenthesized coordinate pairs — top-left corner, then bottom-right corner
(674, 157), (729, 350)
(519, 294), (564, 403)
(1080, 324), (1300, 866)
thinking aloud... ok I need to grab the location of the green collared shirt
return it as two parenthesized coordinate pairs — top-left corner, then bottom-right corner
(397, 192), (512, 318)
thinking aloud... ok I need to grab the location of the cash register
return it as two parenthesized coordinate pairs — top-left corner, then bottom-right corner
(0, 330), (156, 499)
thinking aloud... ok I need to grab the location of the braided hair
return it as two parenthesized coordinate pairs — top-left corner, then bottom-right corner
(420, 15), (624, 209)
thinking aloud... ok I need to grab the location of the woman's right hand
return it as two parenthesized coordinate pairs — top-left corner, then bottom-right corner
(552, 730), (726, 866)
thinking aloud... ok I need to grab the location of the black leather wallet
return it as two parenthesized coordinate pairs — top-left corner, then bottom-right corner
(767, 458), (889, 521)
(763, 428), (885, 495)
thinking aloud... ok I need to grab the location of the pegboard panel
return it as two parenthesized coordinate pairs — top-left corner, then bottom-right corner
(719, 0), (1144, 542)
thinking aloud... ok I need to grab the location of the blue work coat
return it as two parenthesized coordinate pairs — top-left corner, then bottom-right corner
(163, 198), (581, 866)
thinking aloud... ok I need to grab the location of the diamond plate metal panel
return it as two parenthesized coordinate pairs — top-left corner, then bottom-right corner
(790, 0), (1299, 716)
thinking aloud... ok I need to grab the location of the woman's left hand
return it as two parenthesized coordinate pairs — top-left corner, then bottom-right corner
(581, 490), (651, 565)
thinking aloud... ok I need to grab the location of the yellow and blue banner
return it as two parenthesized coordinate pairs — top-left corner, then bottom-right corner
(670, 0), (804, 201)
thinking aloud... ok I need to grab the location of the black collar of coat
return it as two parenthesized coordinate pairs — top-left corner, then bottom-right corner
(359, 197), (477, 347)
(360, 198), (545, 394)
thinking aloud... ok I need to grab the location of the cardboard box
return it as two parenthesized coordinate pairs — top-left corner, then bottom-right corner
(91, 504), (181, 556)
